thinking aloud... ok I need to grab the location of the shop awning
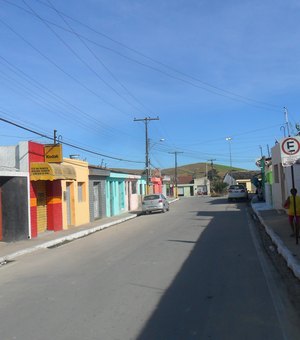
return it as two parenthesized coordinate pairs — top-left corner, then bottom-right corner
(30, 162), (76, 181)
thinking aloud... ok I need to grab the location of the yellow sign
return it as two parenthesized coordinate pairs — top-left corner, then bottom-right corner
(30, 163), (58, 181)
(44, 144), (62, 163)
(30, 162), (76, 181)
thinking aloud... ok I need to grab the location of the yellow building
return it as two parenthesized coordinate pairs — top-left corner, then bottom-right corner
(61, 158), (90, 229)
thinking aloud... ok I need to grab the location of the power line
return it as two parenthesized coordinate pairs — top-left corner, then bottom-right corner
(2, 0), (282, 111)
(0, 54), (141, 140)
(0, 16), (132, 117)
(33, 0), (279, 110)
(0, 114), (144, 164)
(45, 0), (152, 116)
(22, 0), (146, 115)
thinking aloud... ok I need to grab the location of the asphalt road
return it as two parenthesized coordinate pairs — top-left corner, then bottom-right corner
(0, 197), (300, 340)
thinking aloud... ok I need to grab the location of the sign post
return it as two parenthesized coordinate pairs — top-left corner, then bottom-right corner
(281, 137), (300, 244)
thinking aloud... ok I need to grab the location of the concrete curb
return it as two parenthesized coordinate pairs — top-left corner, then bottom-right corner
(0, 214), (137, 264)
(252, 206), (300, 280)
(0, 198), (180, 265)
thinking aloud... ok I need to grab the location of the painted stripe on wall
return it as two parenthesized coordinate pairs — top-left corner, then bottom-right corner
(47, 197), (62, 205)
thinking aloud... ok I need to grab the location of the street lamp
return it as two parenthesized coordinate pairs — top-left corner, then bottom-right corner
(149, 138), (165, 177)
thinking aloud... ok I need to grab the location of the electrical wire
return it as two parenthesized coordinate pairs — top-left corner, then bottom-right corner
(2, 0), (282, 111)
(0, 113), (144, 164)
(0, 16), (133, 118)
(0, 54), (139, 139)
(22, 0), (146, 116)
(45, 0), (153, 116)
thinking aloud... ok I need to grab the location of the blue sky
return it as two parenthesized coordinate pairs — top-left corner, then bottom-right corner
(0, 0), (299, 171)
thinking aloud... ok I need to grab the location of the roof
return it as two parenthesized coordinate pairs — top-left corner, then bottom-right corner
(227, 171), (261, 180)
(177, 175), (194, 184)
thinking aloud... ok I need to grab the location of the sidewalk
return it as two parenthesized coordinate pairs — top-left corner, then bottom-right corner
(0, 198), (180, 265)
(251, 201), (300, 280)
(0, 212), (139, 264)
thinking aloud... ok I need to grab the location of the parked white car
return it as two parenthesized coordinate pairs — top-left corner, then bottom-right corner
(142, 194), (170, 214)
(227, 184), (248, 201)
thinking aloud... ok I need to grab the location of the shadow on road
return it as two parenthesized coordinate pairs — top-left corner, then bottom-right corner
(136, 204), (282, 340)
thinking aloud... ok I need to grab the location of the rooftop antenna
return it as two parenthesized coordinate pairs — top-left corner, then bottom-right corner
(284, 107), (290, 137)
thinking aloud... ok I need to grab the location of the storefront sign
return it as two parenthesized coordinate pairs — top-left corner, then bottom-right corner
(30, 162), (76, 181)
(30, 163), (58, 181)
(44, 144), (63, 163)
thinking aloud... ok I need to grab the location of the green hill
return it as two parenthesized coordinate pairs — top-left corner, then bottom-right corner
(111, 162), (246, 178)
(161, 162), (246, 178)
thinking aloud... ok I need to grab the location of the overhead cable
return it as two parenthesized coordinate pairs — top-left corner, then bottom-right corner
(0, 114), (144, 164)
(2, 0), (281, 111)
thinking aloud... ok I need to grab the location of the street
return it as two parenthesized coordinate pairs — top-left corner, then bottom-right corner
(1, 197), (300, 339)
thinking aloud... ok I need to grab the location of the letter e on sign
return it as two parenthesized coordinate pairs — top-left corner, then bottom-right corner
(280, 137), (300, 166)
(281, 137), (300, 155)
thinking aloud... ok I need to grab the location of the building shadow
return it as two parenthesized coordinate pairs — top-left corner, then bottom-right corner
(136, 206), (282, 340)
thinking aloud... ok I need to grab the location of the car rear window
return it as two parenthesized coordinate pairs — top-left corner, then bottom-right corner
(144, 195), (160, 200)
(229, 185), (245, 190)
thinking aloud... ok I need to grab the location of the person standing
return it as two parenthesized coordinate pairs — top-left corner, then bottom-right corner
(284, 188), (300, 236)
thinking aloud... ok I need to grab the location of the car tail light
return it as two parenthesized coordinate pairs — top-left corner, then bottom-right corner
(241, 189), (245, 192)
(228, 189), (233, 192)
(158, 199), (163, 203)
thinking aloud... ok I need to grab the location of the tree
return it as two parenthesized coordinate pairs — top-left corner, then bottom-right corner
(208, 169), (228, 195)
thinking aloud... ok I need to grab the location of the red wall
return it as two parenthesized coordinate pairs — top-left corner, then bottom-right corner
(28, 142), (63, 236)
(29, 142), (44, 238)
(46, 181), (63, 231)
(28, 141), (45, 163)
(151, 177), (163, 194)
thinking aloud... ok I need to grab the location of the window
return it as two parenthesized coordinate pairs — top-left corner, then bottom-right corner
(131, 181), (137, 194)
(78, 182), (86, 202)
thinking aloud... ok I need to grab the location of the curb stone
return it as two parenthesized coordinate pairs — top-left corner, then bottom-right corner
(252, 206), (300, 280)
(0, 214), (137, 263)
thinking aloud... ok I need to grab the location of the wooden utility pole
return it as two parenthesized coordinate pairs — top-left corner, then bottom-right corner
(169, 151), (183, 198)
(134, 117), (159, 194)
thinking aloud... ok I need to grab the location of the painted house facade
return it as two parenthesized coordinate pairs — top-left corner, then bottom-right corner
(88, 165), (110, 222)
(270, 140), (300, 210)
(106, 172), (126, 217)
(0, 169), (30, 241)
(61, 158), (90, 229)
(194, 177), (210, 195)
(106, 171), (147, 216)
(0, 141), (83, 238)
(177, 175), (194, 197)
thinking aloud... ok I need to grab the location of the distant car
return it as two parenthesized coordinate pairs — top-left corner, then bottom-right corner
(142, 194), (170, 214)
(227, 184), (248, 201)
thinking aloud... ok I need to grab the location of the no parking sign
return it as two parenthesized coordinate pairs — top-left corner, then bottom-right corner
(280, 137), (300, 166)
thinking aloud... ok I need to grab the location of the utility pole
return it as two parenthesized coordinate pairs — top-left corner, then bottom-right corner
(169, 151), (183, 198)
(207, 158), (216, 169)
(54, 129), (57, 144)
(259, 145), (263, 158)
(207, 158), (216, 181)
(134, 116), (159, 194)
